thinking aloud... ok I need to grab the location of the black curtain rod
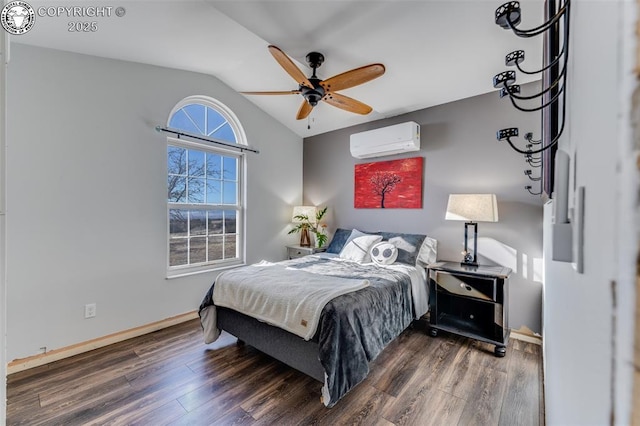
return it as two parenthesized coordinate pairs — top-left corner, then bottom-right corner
(155, 126), (259, 154)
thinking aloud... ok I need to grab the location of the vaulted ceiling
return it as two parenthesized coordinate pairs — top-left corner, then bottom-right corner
(16, 0), (544, 137)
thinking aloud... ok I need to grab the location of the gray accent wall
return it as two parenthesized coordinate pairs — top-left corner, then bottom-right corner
(303, 86), (544, 334)
(5, 44), (302, 361)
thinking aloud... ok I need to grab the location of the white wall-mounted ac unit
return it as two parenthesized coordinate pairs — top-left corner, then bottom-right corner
(349, 121), (420, 159)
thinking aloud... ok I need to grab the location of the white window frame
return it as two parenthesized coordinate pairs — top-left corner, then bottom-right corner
(166, 96), (247, 278)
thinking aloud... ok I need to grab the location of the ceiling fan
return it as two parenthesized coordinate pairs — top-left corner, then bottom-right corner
(241, 45), (385, 120)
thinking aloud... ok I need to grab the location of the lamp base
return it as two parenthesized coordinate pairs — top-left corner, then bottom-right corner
(299, 228), (311, 247)
(462, 222), (479, 268)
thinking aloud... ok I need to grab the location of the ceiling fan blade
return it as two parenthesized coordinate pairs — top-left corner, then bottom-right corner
(323, 92), (373, 115)
(268, 45), (314, 89)
(240, 90), (301, 95)
(321, 64), (385, 92)
(296, 100), (314, 120)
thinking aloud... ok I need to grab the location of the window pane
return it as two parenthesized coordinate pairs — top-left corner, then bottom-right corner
(206, 154), (221, 179)
(168, 146), (186, 175)
(223, 157), (237, 180)
(188, 149), (205, 177)
(182, 104), (205, 134)
(169, 209), (188, 236)
(169, 109), (201, 135)
(190, 236), (206, 263)
(169, 239), (188, 266)
(208, 235), (224, 261)
(189, 210), (206, 236)
(187, 177), (205, 203)
(206, 108), (226, 137)
(212, 122), (236, 143)
(168, 176), (186, 203)
(225, 235), (237, 259)
(206, 180), (221, 204)
(222, 182), (237, 204)
(208, 210), (223, 234)
(224, 210), (237, 234)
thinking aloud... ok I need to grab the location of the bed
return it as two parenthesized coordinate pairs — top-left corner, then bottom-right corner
(198, 228), (437, 407)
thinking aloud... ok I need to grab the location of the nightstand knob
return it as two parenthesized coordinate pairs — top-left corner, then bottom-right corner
(460, 283), (473, 292)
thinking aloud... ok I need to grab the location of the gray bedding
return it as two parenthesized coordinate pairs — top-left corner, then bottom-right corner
(198, 253), (415, 407)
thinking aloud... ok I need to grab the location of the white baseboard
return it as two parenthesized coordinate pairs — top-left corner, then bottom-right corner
(7, 311), (199, 375)
(7, 312), (541, 375)
(510, 329), (543, 346)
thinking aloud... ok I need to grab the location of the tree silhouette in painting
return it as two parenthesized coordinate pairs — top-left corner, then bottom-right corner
(370, 171), (402, 208)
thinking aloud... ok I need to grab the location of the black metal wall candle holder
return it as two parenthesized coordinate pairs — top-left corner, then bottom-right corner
(492, 0), (571, 196)
(525, 151), (542, 168)
(495, 1), (522, 29)
(499, 85), (520, 98)
(495, 0), (570, 37)
(492, 67), (566, 112)
(525, 184), (542, 195)
(524, 170), (542, 181)
(524, 132), (542, 145)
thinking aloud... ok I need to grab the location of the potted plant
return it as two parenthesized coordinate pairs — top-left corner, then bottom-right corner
(289, 206), (328, 248)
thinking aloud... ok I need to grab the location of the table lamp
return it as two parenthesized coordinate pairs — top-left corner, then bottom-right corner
(292, 206), (317, 247)
(445, 194), (499, 267)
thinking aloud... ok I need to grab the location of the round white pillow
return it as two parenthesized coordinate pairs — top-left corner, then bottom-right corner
(370, 241), (398, 266)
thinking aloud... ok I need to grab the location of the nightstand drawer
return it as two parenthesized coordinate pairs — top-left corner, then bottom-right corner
(287, 246), (312, 259)
(433, 271), (497, 302)
(435, 296), (505, 341)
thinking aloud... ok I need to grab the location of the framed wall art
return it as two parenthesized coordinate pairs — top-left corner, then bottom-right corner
(354, 156), (423, 209)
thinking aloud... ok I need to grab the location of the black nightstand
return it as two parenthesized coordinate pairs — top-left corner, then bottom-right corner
(427, 261), (511, 357)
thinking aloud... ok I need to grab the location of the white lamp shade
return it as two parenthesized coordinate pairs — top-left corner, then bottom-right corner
(292, 206), (317, 223)
(445, 194), (499, 222)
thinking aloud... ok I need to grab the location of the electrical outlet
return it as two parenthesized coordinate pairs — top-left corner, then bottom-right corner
(84, 303), (96, 318)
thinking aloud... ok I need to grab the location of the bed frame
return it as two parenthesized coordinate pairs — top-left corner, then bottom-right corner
(217, 307), (325, 382)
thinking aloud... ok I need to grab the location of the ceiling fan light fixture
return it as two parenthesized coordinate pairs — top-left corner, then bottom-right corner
(307, 94), (321, 106)
(301, 85), (325, 107)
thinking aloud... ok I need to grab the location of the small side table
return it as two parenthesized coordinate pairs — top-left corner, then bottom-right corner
(427, 261), (511, 357)
(286, 245), (326, 260)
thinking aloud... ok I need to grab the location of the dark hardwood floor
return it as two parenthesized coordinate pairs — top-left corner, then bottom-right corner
(7, 319), (543, 425)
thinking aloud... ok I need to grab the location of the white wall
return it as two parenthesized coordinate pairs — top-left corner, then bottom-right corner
(0, 25), (7, 426)
(304, 88), (545, 334)
(5, 44), (303, 361)
(543, 1), (637, 424)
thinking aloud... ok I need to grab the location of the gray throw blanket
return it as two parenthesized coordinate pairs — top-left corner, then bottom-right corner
(199, 254), (415, 407)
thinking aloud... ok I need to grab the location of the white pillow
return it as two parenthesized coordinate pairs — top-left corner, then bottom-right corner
(370, 241), (398, 266)
(416, 236), (438, 266)
(339, 235), (383, 263)
(342, 229), (370, 248)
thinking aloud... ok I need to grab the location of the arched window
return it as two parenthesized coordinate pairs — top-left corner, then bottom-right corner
(166, 96), (246, 275)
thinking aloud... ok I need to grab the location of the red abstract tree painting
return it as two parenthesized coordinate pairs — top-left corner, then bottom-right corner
(354, 157), (423, 208)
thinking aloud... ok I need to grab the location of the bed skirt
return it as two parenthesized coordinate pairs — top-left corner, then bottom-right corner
(217, 307), (325, 382)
